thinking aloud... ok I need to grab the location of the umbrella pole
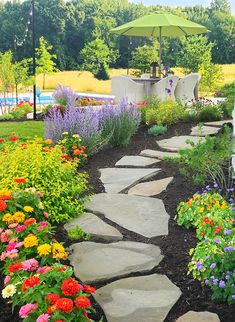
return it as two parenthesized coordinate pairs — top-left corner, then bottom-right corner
(159, 26), (162, 78)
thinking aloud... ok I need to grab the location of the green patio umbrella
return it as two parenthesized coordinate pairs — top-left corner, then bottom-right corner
(111, 13), (208, 76)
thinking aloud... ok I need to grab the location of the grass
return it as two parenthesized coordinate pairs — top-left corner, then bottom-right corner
(0, 121), (44, 139)
(36, 65), (235, 95)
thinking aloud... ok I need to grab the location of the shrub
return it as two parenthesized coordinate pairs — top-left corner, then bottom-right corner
(148, 124), (167, 136)
(100, 102), (141, 147)
(52, 84), (77, 108)
(0, 113), (14, 120)
(175, 127), (232, 188)
(197, 104), (222, 121)
(0, 142), (88, 223)
(145, 100), (185, 126)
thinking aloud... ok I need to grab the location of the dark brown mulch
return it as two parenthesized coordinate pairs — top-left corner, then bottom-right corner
(1, 121), (235, 322)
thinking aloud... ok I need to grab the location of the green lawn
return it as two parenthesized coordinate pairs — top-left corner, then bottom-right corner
(0, 121), (44, 139)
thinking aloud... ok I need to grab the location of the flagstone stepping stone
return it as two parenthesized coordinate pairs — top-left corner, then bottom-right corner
(94, 274), (182, 322)
(140, 149), (179, 159)
(176, 311), (220, 322)
(157, 136), (203, 151)
(64, 212), (123, 242)
(87, 193), (169, 238)
(69, 241), (163, 283)
(190, 125), (219, 136)
(204, 119), (232, 127)
(99, 168), (160, 193)
(115, 156), (160, 167)
(128, 177), (173, 197)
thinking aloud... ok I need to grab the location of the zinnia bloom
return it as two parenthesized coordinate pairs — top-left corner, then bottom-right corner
(24, 235), (38, 248)
(22, 276), (40, 292)
(2, 284), (16, 298)
(9, 136), (19, 142)
(12, 211), (25, 223)
(37, 244), (51, 256)
(56, 298), (73, 313)
(0, 199), (7, 212)
(8, 262), (23, 273)
(46, 293), (60, 305)
(84, 285), (96, 294)
(16, 225), (26, 233)
(52, 243), (68, 260)
(36, 313), (50, 322)
(24, 218), (37, 226)
(13, 177), (26, 184)
(74, 296), (91, 309)
(22, 258), (39, 271)
(4, 275), (11, 284)
(19, 304), (37, 318)
(23, 206), (34, 213)
(61, 279), (80, 296)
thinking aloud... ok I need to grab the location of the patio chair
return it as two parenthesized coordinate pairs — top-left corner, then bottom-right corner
(175, 73), (201, 105)
(111, 75), (145, 103)
(151, 75), (179, 100)
(140, 73), (150, 79)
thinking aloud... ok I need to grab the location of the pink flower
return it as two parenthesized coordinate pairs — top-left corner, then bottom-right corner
(4, 275), (11, 284)
(9, 238), (18, 243)
(0, 228), (4, 234)
(43, 212), (49, 218)
(16, 225), (26, 233)
(36, 313), (50, 322)
(0, 251), (7, 261)
(1, 233), (9, 242)
(37, 221), (49, 232)
(22, 259), (39, 271)
(8, 223), (18, 229)
(6, 249), (19, 259)
(5, 229), (13, 236)
(19, 304), (37, 318)
(16, 242), (24, 248)
(36, 266), (52, 274)
(6, 242), (17, 251)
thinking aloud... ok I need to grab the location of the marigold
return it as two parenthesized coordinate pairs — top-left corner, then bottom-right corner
(13, 177), (26, 184)
(61, 279), (80, 296)
(24, 218), (37, 226)
(23, 206), (34, 213)
(24, 235), (38, 248)
(37, 244), (51, 256)
(52, 243), (68, 260)
(46, 293), (60, 305)
(0, 199), (7, 212)
(12, 212), (25, 223)
(56, 298), (73, 313)
(22, 275), (40, 292)
(74, 296), (91, 309)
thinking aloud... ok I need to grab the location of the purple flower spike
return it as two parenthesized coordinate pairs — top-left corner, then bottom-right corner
(214, 238), (221, 243)
(213, 183), (218, 188)
(204, 279), (209, 285)
(210, 263), (216, 269)
(224, 230), (232, 235)
(219, 280), (226, 288)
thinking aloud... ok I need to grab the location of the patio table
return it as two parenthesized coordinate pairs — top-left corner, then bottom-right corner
(133, 77), (161, 97)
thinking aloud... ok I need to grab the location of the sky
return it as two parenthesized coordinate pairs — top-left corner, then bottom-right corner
(130, 0), (235, 13)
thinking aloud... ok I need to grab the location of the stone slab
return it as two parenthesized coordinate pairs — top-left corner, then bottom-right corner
(115, 156), (160, 167)
(128, 177), (173, 197)
(99, 168), (160, 193)
(140, 149), (179, 159)
(64, 212), (123, 242)
(69, 242), (163, 283)
(204, 119), (232, 127)
(176, 311), (220, 322)
(157, 136), (203, 151)
(94, 274), (182, 322)
(190, 125), (219, 136)
(87, 193), (169, 238)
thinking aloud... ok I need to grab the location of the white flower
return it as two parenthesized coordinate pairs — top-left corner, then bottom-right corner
(2, 284), (16, 298)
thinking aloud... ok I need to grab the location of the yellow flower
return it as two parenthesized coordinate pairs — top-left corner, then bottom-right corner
(12, 212), (25, 223)
(2, 213), (13, 223)
(23, 206), (34, 213)
(2, 284), (16, 298)
(199, 207), (205, 214)
(24, 235), (38, 248)
(44, 139), (52, 145)
(52, 243), (68, 260)
(72, 134), (80, 139)
(62, 132), (68, 135)
(221, 201), (227, 209)
(0, 189), (12, 199)
(37, 244), (52, 256)
(35, 138), (43, 142)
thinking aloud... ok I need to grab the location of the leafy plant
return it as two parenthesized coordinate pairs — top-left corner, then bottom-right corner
(148, 124), (167, 136)
(67, 226), (90, 241)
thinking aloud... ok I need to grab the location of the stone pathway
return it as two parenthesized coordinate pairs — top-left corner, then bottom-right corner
(66, 122), (225, 321)
(190, 125), (219, 136)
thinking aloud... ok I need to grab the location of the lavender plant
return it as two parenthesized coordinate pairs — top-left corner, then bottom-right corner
(52, 84), (77, 108)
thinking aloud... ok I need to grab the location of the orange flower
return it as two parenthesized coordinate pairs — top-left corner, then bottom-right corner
(14, 177), (26, 184)
(83, 154), (87, 158)
(0, 200), (7, 212)
(24, 218), (37, 226)
(72, 146), (77, 150)
(73, 149), (81, 156)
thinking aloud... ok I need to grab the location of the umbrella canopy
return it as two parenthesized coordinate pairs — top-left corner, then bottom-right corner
(111, 13), (208, 76)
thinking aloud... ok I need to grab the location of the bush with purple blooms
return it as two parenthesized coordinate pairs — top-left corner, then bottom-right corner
(52, 84), (77, 108)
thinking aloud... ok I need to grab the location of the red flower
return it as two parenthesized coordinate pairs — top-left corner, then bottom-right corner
(74, 296), (91, 309)
(203, 217), (209, 223)
(24, 218), (37, 226)
(0, 194), (12, 200)
(8, 262), (23, 273)
(56, 298), (73, 313)
(0, 138), (5, 143)
(9, 135), (19, 142)
(209, 220), (214, 226)
(72, 146), (77, 150)
(0, 199), (7, 212)
(13, 177), (26, 184)
(214, 226), (222, 234)
(46, 293), (60, 305)
(46, 305), (57, 315)
(55, 321), (64, 322)
(22, 276), (40, 292)
(57, 265), (68, 272)
(84, 285), (96, 294)
(61, 279), (80, 296)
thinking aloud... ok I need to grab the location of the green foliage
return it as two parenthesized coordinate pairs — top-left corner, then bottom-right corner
(199, 60), (223, 93)
(145, 100), (185, 126)
(197, 104), (223, 121)
(215, 81), (235, 118)
(0, 113), (14, 120)
(0, 51), (14, 97)
(0, 121), (44, 139)
(67, 226), (90, 241)
(0, 142), (89, 223)
(130, 41), (159, 75)
(176, 127), (232, 188)
(148, 124), (167, 136)
(9, 102), (32, 119)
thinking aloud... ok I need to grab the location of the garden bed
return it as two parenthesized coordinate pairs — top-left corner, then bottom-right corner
(1, 122), (235, 322)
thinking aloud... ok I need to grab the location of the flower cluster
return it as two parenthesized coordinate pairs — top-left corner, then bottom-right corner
(58, 132), (88, 162)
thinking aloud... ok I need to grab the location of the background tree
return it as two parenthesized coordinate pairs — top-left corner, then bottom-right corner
(36, 36), (57, 89)
(13, 59), (31, 103)
(0, 51), (14, 104)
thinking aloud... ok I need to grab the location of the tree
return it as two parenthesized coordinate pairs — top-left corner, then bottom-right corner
(13, 59), (31, 104)
(209, 0), (231, 13)
(130, 41), (159, 75)
(36, 36), (57, 89)
(0, 51), (14, 104)
(80, 38), (112, 79)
